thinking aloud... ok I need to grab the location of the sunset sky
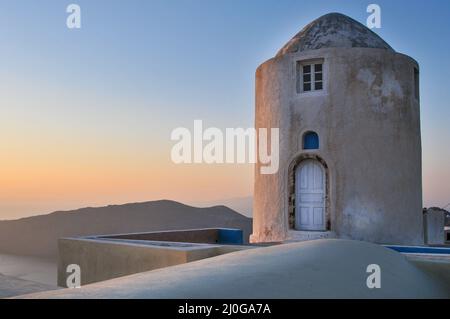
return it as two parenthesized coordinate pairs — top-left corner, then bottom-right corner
(1, 0), (449, 219)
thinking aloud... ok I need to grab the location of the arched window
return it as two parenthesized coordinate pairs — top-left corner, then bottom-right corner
(303, 131), (319, 150)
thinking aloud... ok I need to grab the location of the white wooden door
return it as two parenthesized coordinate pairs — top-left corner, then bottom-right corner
(295, 159), (326, 231)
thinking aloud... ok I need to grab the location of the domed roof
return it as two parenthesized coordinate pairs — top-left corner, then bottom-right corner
(276, 13), (394, 57)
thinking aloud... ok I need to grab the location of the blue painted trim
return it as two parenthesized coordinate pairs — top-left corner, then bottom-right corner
(303, 132), (319, 150)
(385, 245), (450, 255)
(218, 229), (243, 245)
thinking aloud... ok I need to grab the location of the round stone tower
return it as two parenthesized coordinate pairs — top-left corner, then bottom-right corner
(251, 13), (423, 245)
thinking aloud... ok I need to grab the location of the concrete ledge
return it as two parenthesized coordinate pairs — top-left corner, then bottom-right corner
(96, 228), (244, 245)
(58, 228), (251, 287)
(407, 255), (450, 288)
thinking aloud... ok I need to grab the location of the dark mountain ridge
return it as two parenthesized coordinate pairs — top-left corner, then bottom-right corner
(0, 200), (252, 258)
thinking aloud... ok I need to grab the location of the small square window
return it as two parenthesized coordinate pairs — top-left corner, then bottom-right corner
(297, 60), (324, 93)
(303, 65), (311, 73)
(303, 83), (311, 92)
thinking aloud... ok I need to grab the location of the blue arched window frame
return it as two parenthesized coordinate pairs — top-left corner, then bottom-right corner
(303, 131), (319, 150)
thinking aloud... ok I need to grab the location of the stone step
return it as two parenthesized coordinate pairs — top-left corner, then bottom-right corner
(286, 231), (337, 242)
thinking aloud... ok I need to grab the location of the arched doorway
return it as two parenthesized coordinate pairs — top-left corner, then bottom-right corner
(295, 159), (326, 231)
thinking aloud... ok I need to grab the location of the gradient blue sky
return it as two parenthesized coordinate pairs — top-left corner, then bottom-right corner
(0, 0), (449, 218)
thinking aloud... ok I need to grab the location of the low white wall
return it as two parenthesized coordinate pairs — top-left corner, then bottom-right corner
(424, 209), (446, 245)
(58, 238), (250, 287)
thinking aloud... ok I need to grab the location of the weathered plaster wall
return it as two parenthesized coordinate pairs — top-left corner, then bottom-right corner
(251, 47), (423, 245)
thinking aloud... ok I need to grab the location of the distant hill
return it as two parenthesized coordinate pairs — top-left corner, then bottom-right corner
(0, 200), (252, 259)
(189, 196), (253, 218)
